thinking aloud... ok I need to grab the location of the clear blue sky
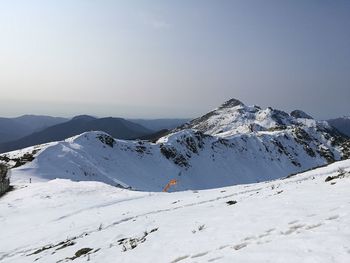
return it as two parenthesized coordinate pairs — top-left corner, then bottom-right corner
(0, 0), (349, 119)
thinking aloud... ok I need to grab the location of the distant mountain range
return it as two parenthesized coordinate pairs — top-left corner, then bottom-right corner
(129, 119), (189, 131)
(2, 98), (349, 191)
(327, 117), (350, 137)
(0, 115), (67, 144)
(0, 115), (153, 153)
(0, 116), (191, 153)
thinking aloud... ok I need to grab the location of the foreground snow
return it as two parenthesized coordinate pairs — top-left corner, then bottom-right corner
(1, 160), (350, 263)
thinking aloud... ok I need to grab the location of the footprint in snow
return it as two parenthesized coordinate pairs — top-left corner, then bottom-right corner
(280, 224), (305, 235)
(170, 255), (189, 263)
(265, 228), (276, 233)
(258, 233), (270, 238)
(288, 220), (299, 225)
(257, 239), (272, 245)
(232, 242), (248, 250)
(217, 244), (230, 250)
(305, 223), (323, 230)
(191, 251), (209, 258)
(326, 215), (339, 221)
(208, 256), (224, 262)
(242, 236), (256, 241)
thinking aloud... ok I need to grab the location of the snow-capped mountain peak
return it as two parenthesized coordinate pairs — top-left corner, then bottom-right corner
(180, 99), (317, 137)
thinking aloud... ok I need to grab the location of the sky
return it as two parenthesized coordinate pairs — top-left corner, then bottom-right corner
(0, 0), (349, 119)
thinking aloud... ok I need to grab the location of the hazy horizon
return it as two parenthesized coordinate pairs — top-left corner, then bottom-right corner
(1, 1), (349, 119)
(1, 96), (349, 121)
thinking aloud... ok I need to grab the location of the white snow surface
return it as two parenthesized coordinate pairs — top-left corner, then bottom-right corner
(1, 159), (350, 263)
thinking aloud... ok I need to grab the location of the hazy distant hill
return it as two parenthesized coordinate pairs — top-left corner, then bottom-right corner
(327, 117), (350, 137)
(135, 129), (170, 142)
(0, 115), (67, 144)
(0, 115), (152, 153)
(128, 119), (189, 131)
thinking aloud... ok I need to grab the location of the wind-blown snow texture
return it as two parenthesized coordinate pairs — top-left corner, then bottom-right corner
(1, 99), (349, 191)
(1, 160), (350, 262)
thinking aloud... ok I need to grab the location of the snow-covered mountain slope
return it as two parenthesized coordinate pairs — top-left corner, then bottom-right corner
(1, 160), (350, 263)
(1, 99), (349, 191)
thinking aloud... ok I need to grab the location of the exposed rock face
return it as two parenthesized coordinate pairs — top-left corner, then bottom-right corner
(290, 110), (313, 119)
(0, 163), (10, 196)
(218, 98), (244, 109)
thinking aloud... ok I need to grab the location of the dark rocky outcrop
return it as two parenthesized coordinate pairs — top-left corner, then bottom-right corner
(290, 110), (313, 119)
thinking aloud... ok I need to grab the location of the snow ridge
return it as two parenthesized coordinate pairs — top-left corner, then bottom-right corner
(1, 98), (349, 192)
